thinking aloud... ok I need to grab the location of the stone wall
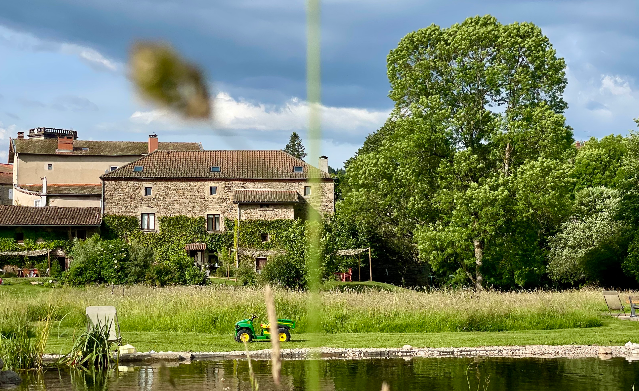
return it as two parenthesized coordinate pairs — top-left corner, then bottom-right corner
(0, 184), (12, 205)
(103, 179), (334, 229)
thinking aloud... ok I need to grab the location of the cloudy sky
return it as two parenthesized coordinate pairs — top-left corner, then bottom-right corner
(0, 0), (637, 167)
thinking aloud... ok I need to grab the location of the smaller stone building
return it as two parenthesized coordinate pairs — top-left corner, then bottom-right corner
(0, 206), (102, 272)
(101, 150), (334, 232)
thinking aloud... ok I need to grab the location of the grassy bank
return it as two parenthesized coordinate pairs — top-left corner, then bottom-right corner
(1, 282), (605, 335)
(42, 318), (639, 354)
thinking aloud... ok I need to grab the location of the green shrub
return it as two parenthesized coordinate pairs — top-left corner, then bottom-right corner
(126, 242), (154, 284)
(185, 266), (207, 285)
(145, 263), (174, 287)
(236, 260), (258, 286)
(64, 235), (129, 286)
(260, 255), (307, 289)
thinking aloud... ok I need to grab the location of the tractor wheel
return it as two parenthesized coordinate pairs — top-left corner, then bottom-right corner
(237, 329), (253, 343)
(278, 328), (291, 342)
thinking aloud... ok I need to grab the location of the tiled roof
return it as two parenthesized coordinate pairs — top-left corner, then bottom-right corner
(185, 243), (207, 251)
(233, 189), (300, 204)
(10, 139), (202, 158)
(0, 164), (12, 185)
(0, 206), (101, 226)
(21, 184), (101, 195)
(102, 150), (332, 180)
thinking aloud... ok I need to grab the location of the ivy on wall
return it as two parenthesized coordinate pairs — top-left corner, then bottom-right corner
(0, 227), (74, 269)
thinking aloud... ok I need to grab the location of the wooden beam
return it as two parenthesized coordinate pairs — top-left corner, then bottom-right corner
(368, 247), (372, 282)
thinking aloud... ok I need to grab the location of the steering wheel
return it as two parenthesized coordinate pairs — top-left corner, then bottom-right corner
(250, 314), (257, 321)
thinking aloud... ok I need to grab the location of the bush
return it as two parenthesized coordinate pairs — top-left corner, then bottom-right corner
(126, 242), (154, 284)
(64, 235), (129, 286)
(145, 263), (174, 287)
(260, 255), (307, 289)
(236, 259), (258, 286)
(185, 266), (207, 285)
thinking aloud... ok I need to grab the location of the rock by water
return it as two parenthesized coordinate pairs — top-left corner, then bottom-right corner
(0, 370), (22, 387)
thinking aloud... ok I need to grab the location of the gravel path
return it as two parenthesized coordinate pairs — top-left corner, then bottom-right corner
(43, 342), (639, 363)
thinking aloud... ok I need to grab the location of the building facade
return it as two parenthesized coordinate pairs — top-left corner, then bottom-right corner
(9, 128), (202, 208)
(101, 150), (334, 232)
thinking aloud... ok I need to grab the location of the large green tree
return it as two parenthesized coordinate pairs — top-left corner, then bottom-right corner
(345, 15), (574, 289)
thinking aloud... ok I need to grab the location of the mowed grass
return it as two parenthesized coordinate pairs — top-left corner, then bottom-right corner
(2, 280), (635, 354)
(43, 318), (639, 354)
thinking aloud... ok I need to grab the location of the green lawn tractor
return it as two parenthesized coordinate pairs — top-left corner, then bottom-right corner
(235, 314), (295, 343)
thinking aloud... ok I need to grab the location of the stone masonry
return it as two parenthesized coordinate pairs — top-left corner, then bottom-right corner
(103, 179), (334, 230)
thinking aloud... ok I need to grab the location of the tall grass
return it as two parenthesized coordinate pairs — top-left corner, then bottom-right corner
(0, 309), (51, 370)
(0, 285), (606, 337)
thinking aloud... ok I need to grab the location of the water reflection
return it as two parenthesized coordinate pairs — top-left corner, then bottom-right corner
(15, 357), (639, 390)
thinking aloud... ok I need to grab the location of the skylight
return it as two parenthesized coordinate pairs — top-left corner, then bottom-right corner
(293, 166), (303, 172)
(210, 166), (221, 172)
(133, 166), (143, 172)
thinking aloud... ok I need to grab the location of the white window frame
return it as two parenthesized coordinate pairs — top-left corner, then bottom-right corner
(46, 163), (53, 171)
(207, 214), (221, 231)
(304, 186), (312, 196)
(144, 187), (152, 196)
(8, 189), (12, 200)
(141, 213), (155, 230)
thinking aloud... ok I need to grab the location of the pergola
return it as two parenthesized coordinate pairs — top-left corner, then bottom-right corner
(335, 247), (372, 282)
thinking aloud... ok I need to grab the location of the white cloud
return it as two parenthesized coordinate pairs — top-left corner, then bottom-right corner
(0, 123), (16, 141)
(130, 92), (389, 136)
(61, 45), (119, 72)
(0, 25), (120, 72)
(600, 75), (632, 96)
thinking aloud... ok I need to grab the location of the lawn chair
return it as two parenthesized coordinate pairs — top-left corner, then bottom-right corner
(603, 291), (626, 317)
(85, 306), (122, 345)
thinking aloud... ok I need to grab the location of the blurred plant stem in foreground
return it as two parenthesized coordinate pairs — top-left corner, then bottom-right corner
(306, 0), (322, 390)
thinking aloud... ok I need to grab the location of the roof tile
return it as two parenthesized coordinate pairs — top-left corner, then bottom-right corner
(12, 139), (202, 156)
(21, 184), (101, 195)
(233, 189), (300, 204)
(102, 150), (331, 180)
(0, 206), (101, 226)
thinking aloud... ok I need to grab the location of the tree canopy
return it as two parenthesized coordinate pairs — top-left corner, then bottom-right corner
(284, 132), (307, 160)
(341, 15), (576, 289)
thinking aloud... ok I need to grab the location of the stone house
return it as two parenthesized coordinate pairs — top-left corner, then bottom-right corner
(9, 128), (202, 208)
(0, 205), (102, 272)
(101, 150), (334, 231)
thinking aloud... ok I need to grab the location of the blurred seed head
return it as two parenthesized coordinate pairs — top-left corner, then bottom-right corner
(130, 41), (211, 120)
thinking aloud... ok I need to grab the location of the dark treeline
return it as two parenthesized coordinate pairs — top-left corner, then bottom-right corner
(330, 15), (639, 290)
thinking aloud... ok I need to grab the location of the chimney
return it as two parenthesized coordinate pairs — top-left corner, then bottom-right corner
(57, 135), (73, 152)
(17, 132), (24, 140)
(148, 134), (159, 153)
(40, 177), (47, 207)
(318, 156), (328, 173)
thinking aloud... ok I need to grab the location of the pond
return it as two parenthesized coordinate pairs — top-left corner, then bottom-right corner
(14, 357), (639, 390)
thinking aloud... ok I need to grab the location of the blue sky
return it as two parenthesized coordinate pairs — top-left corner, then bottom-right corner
(0, 0), (638, 167)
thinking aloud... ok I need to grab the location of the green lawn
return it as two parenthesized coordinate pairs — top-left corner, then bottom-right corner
(4, 279), (638, 355)
(43, 317), (639, 354)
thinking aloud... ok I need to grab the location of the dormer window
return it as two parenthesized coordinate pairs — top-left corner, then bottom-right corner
(293, 166), (303, 173)
(210, 166), (221, 172)
(110, 166), (118, 172)
(133, 166), (143, 172)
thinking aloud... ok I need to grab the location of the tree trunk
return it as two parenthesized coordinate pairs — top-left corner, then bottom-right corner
(504, 142), (512, 176)
(473, 239), (484, 291)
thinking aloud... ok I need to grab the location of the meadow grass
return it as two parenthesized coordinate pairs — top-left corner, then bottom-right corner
(1, 282), (608, 337)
